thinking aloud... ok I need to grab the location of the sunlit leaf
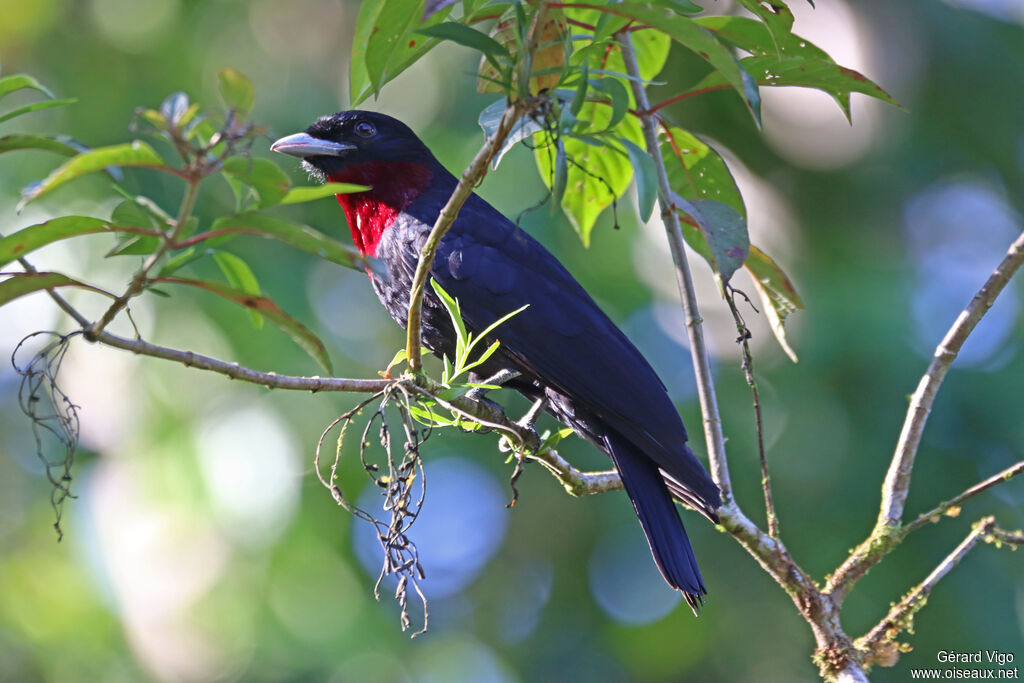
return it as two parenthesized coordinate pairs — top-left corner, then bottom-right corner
(660, 123), (744, 217)
(0, 217), (114, 269)
(535, 101), (642, 245)
(351, 0), (455, 103)
(744, 245), (802, 361)
(733, 0), (793, 51)
(478, 5), (568, 95)
(0, 271), (109, 307)
(603, 3), (759, 120)
(416, 22), (510, 60)
(279, 182), (369, 204)
(0, 134), (79, 157)
(691, 17), (899, 120)
(0, 98), (77, 125)
(0, 73), (55, 101)
(217, 68), (254, 117)
(19, 141), (166, 209)
(213, 251), (263, 329)
(221, 157), (291, 208)
(154, 276), (333, 373)
(622, 138), (657, 223)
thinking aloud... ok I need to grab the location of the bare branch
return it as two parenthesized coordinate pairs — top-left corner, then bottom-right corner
(727, 289), (779, 537)
(618, 30), (730, 498)
(856, 517), (996, 666)
(878, 229), (1024, 527)
(902, 460), (1024, 538)
(828, 230), (1024, 603)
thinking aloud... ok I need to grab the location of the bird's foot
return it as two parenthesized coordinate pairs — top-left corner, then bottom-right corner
(465, 368), (520, 402)
(518, 397), (548, 431)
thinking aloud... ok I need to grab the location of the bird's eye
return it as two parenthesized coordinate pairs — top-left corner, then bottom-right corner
(355, 121), (376, 138)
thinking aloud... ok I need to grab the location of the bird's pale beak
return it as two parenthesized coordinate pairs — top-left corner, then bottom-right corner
(270, 132), (356, 158)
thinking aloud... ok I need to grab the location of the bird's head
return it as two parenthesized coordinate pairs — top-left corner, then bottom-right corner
(270, 110), (434, 183)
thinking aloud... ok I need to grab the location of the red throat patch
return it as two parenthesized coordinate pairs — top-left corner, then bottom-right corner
(327, 162), (433, 258)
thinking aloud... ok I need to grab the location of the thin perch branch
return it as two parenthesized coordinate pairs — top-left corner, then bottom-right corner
(405, 2), (549, 373)
(618, 30), (731, 498)
(828, 229), (1024, 603)
(902, 460), (1024, 538)
(855, 517), (996, 663)
(878, 229), (1024, 527)
(404, 101), (526, 372)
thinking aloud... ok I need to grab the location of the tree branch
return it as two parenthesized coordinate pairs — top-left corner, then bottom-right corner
(405, 2), (549, 373)
(855, 517), (997, 666)
(902, 460), (1024, 538)
(828, 229), (1024, 603)
(89, 177), (201, 337)
(878, 229), (1024, 527)
(618, 30), (731, 498)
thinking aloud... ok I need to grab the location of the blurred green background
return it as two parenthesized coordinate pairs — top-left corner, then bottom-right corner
(1, 0), (1022, 681)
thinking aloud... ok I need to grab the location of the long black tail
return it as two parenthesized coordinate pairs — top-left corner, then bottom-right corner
(605, 432), (707, 613)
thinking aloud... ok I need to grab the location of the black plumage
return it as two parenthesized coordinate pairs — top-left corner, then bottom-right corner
(272, 111), (721, 610)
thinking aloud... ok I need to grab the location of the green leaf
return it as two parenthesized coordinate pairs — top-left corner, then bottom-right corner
(213, 251), (263, 329)
(588, 77), (630, 130)
(603, 3), (758, 119)
(19, 141), (165, 209)
(571, 19), (670, 86)
(659, 124), (745, 217)
(106, 199), (161, 256)
(221, 157), (291, 209)
(734, 0), (794, 51)
(551, 137), (568, 214)
(0, 271), (108, 307)
(535, 101), (642, 244)
(0, 134), (79, 157)
(207, 213), (369, 272)
(217, 68), (254, 117)
(744, 55), (898, 120)
(279, 182), (370, 204)
(349, 0), (456, 104)
(430, 278), (467, 348)
(689, 19), (899, 120)
(415, 22), (510, 60)
(0, 73), (55, 101)
(0, 217), (113, 269)
(155, 276), (333, 373)
(0, 98), (77, 125)
(744, 245), (802, 362)
(156, 247), (200, 277)
(622, 138), (657, 222)
(696, 15), (828, 62)
(674, 196), (749, 285)
(478, 98), (547, 170)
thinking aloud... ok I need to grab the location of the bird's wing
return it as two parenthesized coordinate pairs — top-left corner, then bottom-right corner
(430, 196), (717, 504)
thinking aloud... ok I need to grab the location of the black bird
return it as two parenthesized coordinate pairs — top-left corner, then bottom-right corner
(272, 111), (722, 610)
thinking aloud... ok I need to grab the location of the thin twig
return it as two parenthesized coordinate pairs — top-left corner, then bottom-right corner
(902, 460), (1024, 538)
(855, 517), (996, 663)
(89, 177), (202, 337)
(405, 4), (550, 372)
(726, 288), (778, 537)
(827, 229), (1024, 603)
(618, 30), (731, 497)
(878, 229), (1024, 527)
